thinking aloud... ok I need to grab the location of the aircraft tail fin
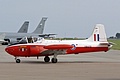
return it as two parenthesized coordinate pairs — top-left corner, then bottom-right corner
(32, 17), (47, 34)
(87, 24), (107, 42)
(18, 21), (29, 33)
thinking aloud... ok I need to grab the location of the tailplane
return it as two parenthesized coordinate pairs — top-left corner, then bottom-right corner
(87, 24), (107, 42)
(32, 17), (47, 34)
(18, 21), (29, 33)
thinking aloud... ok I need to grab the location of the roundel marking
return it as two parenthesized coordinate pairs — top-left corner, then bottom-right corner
(71, 44), (76, 50)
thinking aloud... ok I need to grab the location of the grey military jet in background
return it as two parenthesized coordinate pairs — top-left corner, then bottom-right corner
(1, 17), (56, 44)
(1, 21), (29, 44)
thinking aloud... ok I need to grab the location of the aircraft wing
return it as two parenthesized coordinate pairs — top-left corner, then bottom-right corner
(41, 44), (73, 55)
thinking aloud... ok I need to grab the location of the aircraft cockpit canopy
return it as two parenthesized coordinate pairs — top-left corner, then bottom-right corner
(19, 36), (40, 43)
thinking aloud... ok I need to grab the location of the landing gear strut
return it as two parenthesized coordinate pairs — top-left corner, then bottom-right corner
(44, 56), (50, 62)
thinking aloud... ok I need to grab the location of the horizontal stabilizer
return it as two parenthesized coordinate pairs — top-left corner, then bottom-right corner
(99, 43), (109, 45)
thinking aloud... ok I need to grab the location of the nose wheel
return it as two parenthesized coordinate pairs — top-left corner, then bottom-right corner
(16, 59), (21, 63)
(15, 57), (21, 63)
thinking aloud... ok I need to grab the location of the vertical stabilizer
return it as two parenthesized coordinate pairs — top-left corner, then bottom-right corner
(18, 21), (29, 33)
(87, 24), (107, 42)
(32, 17), (47, 34)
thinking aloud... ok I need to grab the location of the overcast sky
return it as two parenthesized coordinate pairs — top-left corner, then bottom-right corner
(0, 0), (120, 38)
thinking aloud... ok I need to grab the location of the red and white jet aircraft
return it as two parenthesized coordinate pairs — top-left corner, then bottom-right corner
(5, 24), (112, 63)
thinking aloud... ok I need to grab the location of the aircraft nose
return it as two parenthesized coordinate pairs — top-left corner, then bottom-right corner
(5, 47), (14, 55)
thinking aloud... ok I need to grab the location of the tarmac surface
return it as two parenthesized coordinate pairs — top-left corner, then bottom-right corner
(0, 45), (120, 80)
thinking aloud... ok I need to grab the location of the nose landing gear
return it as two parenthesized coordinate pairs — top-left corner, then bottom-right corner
(15, 57), (21, 63)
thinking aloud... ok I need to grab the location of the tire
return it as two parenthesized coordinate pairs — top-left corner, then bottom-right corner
(51, 58), (57, 63)
(44, 56), (50, 62)
(16, 59), (21, 63)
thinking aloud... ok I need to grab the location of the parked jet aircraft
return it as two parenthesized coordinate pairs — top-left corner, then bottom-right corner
(1, 21), (29, 44)
(1, 17), (55, 44)
(5, 24), (113, 63)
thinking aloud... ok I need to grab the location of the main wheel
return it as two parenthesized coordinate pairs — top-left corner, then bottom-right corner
(16, 59), (21, 63)
(51, 58), (57, 63)
(44, 56), (50, 62)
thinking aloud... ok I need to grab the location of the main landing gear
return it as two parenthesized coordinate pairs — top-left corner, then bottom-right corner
(44, 54), (58, 63)
(51, 54), (58, 63)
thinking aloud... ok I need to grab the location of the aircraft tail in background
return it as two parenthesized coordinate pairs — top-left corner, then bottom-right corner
(17, 21), (29, 33)
(32, 17), (47, 34)
(87, 24), (107, 42)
